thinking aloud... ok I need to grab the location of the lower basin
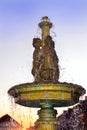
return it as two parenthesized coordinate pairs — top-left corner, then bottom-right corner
(8, 82), (85, 107)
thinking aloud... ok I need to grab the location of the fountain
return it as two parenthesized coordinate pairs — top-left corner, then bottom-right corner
(8, 16), (86, 130)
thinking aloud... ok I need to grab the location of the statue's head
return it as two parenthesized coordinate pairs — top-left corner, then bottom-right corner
(32, 38), (42, 48)
(44, 35), (54, 48)
(45, 35), (52, 41)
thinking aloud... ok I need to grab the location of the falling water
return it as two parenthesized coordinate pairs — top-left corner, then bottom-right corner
(8, 95), (32, 129)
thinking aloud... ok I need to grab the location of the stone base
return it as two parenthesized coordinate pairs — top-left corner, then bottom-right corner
(35, 102), (58, 130)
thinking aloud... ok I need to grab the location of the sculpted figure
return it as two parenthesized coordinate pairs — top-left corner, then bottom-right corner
(32, 38), (42, 83)
(32, 36), (60, 83)
(40, 35), (60, 83)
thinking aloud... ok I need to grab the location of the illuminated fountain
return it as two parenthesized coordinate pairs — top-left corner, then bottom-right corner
(8, 16), (86, 130)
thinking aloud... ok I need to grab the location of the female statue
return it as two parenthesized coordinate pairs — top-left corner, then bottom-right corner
(40, 35), (60, 83)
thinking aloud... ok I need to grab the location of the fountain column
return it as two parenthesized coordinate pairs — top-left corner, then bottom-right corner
(35, 101), (58, 130)
(38, 16), (52, 47)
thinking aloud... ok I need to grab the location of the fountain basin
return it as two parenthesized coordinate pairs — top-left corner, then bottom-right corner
(8, 82), (85, 108)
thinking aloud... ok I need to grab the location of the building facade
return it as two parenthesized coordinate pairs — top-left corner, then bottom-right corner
(57, 99), (87, 130)
(0, 114), (23, 130)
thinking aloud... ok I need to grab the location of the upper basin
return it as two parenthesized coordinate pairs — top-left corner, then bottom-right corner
(8, 82), (86, 107)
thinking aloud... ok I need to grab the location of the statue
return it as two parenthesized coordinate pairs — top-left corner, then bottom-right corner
(32, 36), (60, 83)
(40, 35), (59, 83)
(32, 38), (42, 83)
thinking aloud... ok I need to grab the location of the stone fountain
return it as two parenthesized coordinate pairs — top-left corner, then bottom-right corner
(8, 16), (86, 130)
